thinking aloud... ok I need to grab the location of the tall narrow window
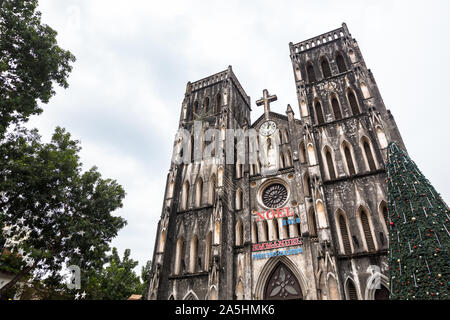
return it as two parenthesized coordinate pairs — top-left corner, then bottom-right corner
(236, 189), (243, 210)
(286, 150), (292, 167)
(321, 58), (332, 78)
(325, 148), (336, 180)
(204, 232), (212, 270)
(215, 93), (221, 113)
(262, 220), (269, 242)
(347, 280), (358, 300)
(195, 178), (203, 207)
(348, 91), (360, 115)
(175, 237), (184, 275)
(360, 208), (376, 252)
(299, 142), (307, 164)
(309, 207), (317, 236)
(284, 129), (289, 143)
(182, 182), (190, 210)
(381, 202), (388, 228)
(315, 101), (325, 125)
(236, 219), (244, 246)
(252, 222), (258, 243)
(307, 63), (316, 82)
(331, 96), (342, 120)
(363, 139), (377, 171)
(336, 54), (347, 73)
(338, 212), (352, 254)
(209, 175), (216, 204)
(272, 219), (280, 240)
(279, 153), (285, 169)
(189, 235), (198, 273)
(193, 101), (199, 115)
(343, 143), (356, 175)
(203, 97), (210, 112)
(304, 174), (312, 197)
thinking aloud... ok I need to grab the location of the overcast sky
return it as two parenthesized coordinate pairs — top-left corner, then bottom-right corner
(30, 0), (450, 269)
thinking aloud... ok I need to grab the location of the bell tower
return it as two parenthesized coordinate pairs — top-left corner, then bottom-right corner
(148, 66), (252, 300)
(288, 23), (405, 299)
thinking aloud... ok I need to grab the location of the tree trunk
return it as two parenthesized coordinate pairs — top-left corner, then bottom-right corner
(0, 262), (36, 298)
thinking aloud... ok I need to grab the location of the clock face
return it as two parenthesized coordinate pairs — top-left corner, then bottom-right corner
(260, 121), (277, 136)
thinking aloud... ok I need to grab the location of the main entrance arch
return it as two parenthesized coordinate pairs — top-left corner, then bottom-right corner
(254, 256), (307, 300)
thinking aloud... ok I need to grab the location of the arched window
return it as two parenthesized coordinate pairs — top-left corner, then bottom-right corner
(189, 235), (199, 273)
(204, 231), (212, 270)
(203, 97), (210, 112)
(236, 189), (243, 210)
(286, 150), (292, 167)
(252, 221), (258, 243)
(271, 219), (280, 240)
(362, 138), (377, 171)
(309, 207), (318, 236)
(278, 129), (283, 144)
(307, 143), (317, 165)
(337, 211), (352, 255)
(359, 207), (376, 252)
(195, 178), (203, 207)
(209, 175), (216, 204)
(347, 90), (360, 115)
(346, 279), (358, 300)
(261, 220), (269, 242)
(324, 147), (336, 180)
(321, 58), (332, 78)
(331, 95), (342, 120)
(380, 201), (388, 229)
(193, 101), (199, 115)
(257, 159), (261, 174)
(304, 173), (312, 197)
(342, 142), (356, 175)
(283, 129), (289, 143)
(174, 237), (184, 275)
(299, 142), (307, 163)
(279, 153), (285, 169)
(236, 219), (244, 246)
(315, 101), (325, 125)
(182, 181), (190, 210)
(215, 93), (221, 112)
(336, 53), (347, 73)
(307, 63), (316, 82)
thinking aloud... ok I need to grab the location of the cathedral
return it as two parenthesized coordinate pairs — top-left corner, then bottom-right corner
(147, 23), (405, 300)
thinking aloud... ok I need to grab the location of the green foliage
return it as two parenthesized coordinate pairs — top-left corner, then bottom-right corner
(83, 248), (143, 300)
(0, 0), (76, 135)
(0, 126), (127, 296)
(387, 142), (450, 300)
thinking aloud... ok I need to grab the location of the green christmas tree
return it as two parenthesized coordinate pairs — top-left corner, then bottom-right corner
(387, 142), (450, 300)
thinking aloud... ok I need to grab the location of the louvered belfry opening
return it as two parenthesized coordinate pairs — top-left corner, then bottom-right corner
(338, 214), (351, 255)
(315, 101), (325, 124)
(363, 140), (376, 171)
(325, 150), (336, 180)
(344, 145), (356, 175)
(348, 91), (360, 115)
(360, 208), (375, 252)
(336, 54), (347, 73)
(321, 58), (332, 78)
(331, 97), (342, 120)
(307, 64), (316, 83)
(347, 280), (358, 300)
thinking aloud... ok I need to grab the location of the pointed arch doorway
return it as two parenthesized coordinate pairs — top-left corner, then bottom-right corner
(263, 262), (303, 300)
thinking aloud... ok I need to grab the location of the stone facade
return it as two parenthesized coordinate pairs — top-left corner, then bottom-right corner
(147, 23), (404, 300)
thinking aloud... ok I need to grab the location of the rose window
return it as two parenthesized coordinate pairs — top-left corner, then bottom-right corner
(262, 183), (288, 208)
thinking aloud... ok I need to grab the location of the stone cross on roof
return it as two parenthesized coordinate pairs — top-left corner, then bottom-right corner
(256, 89), (277, 121)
